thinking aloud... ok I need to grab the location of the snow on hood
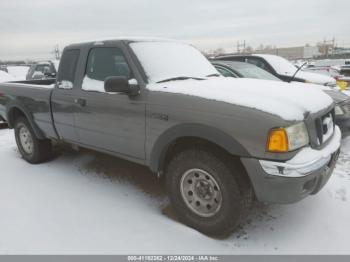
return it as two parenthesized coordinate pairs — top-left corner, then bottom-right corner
(296, 70), (336, 85)
(287, 82), (348, 103)
(289, 81), (332, 91)
(147, 77), (333, 121)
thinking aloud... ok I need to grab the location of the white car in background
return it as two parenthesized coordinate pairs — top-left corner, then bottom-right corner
(215, 54), (338, 88)
(303, 65), (350, 90)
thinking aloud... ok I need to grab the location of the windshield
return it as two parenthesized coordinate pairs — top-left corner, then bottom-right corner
(230, 62), (281, 81)
(130, 41), (218, 83)
(259, 55), (297, 76)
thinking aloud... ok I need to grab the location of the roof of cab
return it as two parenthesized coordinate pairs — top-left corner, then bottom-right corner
(66, 37), (178, 49)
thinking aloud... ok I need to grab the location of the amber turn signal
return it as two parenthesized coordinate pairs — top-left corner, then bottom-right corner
(267, 128), (289, 152)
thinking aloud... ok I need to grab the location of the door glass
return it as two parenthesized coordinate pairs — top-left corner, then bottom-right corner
(83, 47), (132, 93)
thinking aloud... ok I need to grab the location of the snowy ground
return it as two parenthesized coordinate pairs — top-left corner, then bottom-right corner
(0, 125), (349, 255)
(0, 66), (29, 82)
(6, 66), (29, 80)
(0, 71), (16, 82)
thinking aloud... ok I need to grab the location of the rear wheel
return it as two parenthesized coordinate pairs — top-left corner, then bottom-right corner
(14, 117), (52, 164)
(165, 148), (253, 237)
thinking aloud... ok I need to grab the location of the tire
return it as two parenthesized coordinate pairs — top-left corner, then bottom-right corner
(165, 148), (253, 237)
(14, 117), (52, 164)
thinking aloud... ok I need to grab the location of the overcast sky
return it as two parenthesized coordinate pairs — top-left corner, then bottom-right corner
(0, 0), (349, 60)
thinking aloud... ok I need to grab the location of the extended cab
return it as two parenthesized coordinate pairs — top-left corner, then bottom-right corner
(0, 38), (341, 236)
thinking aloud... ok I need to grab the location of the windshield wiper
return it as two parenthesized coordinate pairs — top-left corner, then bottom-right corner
(288, 62), (308, 83)
(206, 73), (221, 77)
(156, 76), (205, 83)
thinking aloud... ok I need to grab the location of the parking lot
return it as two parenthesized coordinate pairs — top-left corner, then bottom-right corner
(0, 125), (349, 254)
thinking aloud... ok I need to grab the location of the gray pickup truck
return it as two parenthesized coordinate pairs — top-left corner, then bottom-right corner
(0, 38), (342, 236)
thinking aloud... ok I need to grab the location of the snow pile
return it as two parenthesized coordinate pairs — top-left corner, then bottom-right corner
(130, 41), (218, 83)
(7, 66), (29, 80)
(0, 70), (16, 82)
(147, 77), (333, 121)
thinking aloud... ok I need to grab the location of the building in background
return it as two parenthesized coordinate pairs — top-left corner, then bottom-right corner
(254, 45), (320, 60)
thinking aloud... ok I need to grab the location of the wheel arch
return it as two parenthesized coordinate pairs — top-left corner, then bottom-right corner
(6, 104), (45, 139)
(148, 123), (250, 173)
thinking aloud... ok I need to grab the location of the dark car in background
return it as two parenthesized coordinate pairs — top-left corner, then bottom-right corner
(214, 54), (337, 87)
(212, 60), (350, 137)
(26, 61), (57, 80)
(212, 60), (280, 81)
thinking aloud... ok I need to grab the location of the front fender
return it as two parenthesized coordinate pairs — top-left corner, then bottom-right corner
(148, 123), (250, 172)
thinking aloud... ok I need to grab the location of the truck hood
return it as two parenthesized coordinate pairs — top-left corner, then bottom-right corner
(147, 77), (333, 121)
(288, 82), (347, 103)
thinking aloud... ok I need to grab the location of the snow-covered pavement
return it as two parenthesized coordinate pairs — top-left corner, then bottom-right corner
(6, 66), (29, 80)
(0, 126), (349, 255)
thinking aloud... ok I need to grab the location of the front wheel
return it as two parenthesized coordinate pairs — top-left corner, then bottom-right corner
(14, 117), (52, 164)
(165, 149), (252, 237)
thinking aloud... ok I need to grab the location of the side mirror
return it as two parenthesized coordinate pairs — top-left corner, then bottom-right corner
(104, 76), (140, 96)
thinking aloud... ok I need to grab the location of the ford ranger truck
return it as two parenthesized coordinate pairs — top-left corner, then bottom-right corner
(0, 38), (341, 236)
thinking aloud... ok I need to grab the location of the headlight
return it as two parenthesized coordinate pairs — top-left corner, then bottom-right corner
(267, 122), (309, 152)
(335, 105), (345, 116)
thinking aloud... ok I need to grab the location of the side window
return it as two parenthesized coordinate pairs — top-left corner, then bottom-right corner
(83, 47), (132, 93)
(57, 49), (80, 89)
(246, 58), (270, 72)
(216, 66), (236, 77)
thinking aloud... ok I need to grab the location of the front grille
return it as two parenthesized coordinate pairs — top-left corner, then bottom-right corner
(315, 109), (335, 146)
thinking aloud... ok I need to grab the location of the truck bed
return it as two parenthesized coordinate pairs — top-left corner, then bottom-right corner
(0, 79), (57, 139)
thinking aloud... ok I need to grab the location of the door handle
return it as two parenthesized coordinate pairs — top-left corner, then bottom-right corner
(74, 98), (86, 107)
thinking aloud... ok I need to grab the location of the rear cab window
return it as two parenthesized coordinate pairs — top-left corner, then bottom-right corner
(57, 49), (80, 89)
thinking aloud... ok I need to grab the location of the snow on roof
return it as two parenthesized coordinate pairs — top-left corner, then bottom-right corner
(70, 36), (180, 46)
(147, 77), (333, 121)
(253, 54), (298, 76)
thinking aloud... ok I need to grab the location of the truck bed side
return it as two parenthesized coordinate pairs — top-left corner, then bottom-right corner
(0, 81), (58, 139)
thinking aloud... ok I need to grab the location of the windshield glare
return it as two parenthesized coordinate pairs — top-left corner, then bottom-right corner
(233, 63), (281, 81)
(130, 42), (218, 83)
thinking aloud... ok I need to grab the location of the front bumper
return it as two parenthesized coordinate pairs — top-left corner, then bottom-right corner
(241, 126), (341, 204)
